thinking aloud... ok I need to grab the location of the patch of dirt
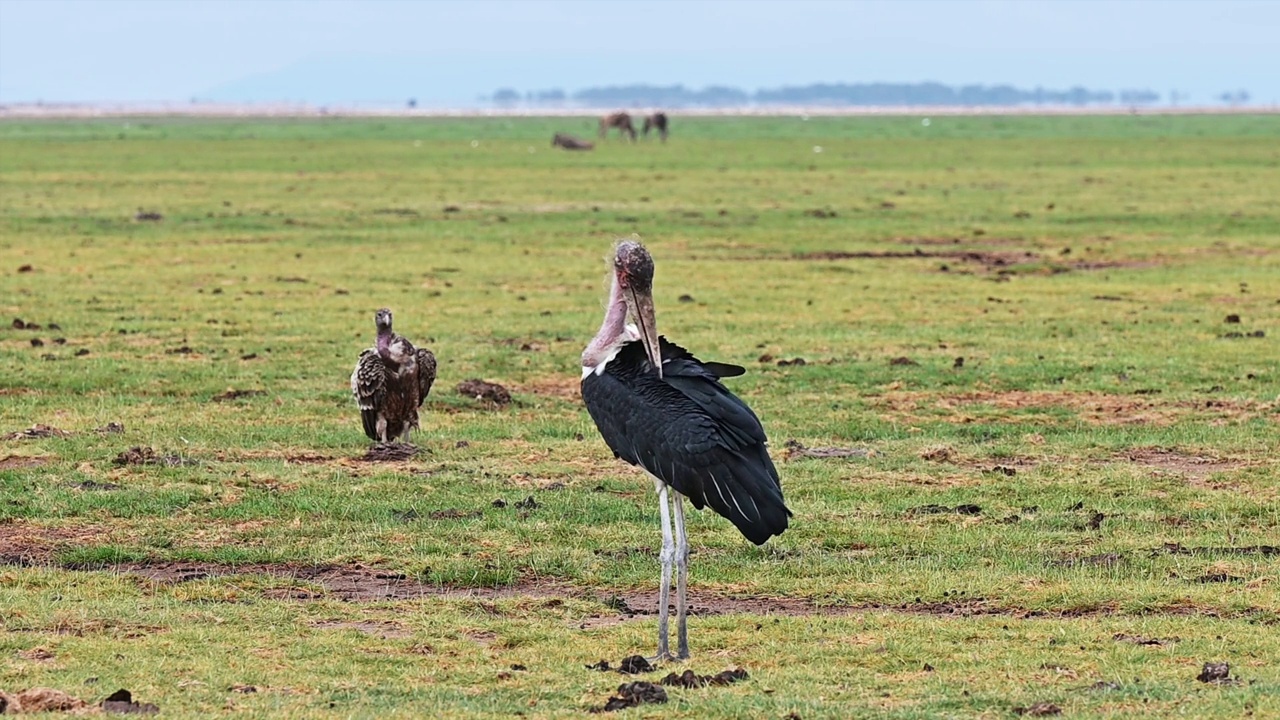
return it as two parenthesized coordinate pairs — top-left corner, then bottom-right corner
(0, 455), (49, 469)
(1122, 447), (1245, 481)
(1114, 633), (1177, 646)
(358, 442), (419, 462)
(1014, 702), (1061, 717)
(907, 504), (982, 517)
(2, 687), (87, 713)
(3, 424), (71, 440)
(211, 389), (266, 402)
(0, 522), (112, 564)
(2, 556), (1273, 621)
(18, 646), (56, 661)
(782, 440), (873, 461)
(919, 445), (954, 462)
(95, 422), (125, 435)
(112, 446), (198, 467)
(592, 681), (667, 713)
(456, 378), (512, 407)
(1055, 553), (1123, 568)
(69, 480), (122, 491)
(874, 390), (1276, 427)
(311, 620), (411, 639)
(797, 248), (1040, 272)
(1152, 543), (1278, 557)
(519, 376), (581, 401)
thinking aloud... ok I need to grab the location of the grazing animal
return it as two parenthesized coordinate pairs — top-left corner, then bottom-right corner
(580, 240), (790, 661)
(552, 132), (595, 151)
(351, 308), (437, 443)
(598, 111), (637, 141)
(642, 112), (669, 141)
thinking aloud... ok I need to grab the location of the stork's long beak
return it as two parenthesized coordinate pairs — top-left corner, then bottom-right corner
(627, 286), (662, 379)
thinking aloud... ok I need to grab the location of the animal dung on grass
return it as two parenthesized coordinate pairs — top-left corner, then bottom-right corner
(592, 681), (667, 713)
(660, 668), (749, 688)
(456, 378), (512, 406)
(112, 446), (197, 467)
(101, 688), (160, 714)
(1196, 662), (1234, 684)
(3, 424), (72, 440)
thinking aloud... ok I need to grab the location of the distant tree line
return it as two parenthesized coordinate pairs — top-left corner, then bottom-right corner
(489, 82), (1178, 107)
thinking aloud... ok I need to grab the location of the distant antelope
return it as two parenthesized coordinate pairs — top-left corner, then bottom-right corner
(643, 112), (669, 142)
(599, 112), (637, 141)
(552, 133), (594, 151)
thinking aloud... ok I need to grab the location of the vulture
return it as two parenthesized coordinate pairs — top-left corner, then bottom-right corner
(350, 308), (437, 443)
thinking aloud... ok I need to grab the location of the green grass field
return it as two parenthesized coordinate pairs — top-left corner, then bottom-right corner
(2, 114), (1278, 718)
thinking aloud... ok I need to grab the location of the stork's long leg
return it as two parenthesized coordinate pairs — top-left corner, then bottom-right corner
(673, 491), (690, 660)
(652, 477), (675, 661)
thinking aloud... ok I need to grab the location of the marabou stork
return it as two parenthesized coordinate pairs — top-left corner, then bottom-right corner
(351, 308), (437, 443)
(580, 240), (790, 661)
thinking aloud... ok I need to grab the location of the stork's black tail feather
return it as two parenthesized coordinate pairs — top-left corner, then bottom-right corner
(686, 444), (790, 546)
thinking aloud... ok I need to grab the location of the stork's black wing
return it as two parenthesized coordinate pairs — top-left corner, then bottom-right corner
(351, 349), (386, 441)
(581, 338), (790, 545)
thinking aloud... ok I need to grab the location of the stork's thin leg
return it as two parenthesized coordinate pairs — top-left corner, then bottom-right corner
(673, 491), (690, 660)
(651, 477), (675, 662)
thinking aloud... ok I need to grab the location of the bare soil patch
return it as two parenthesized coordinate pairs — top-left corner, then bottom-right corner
(0, 522), (112, 564)
(518, 375), (581, 402)
(3, 424), (71, 440)
(0, 455), (49, 470)
(456, 378), (512, 407)
(3, 557), (1272, 621)
(875, 390), (1274, 427)
(358, 442), (420, 462)
(1122, 447), (1246, 481)
(311, 619), (412, 639)
(113, 446), (198, 467)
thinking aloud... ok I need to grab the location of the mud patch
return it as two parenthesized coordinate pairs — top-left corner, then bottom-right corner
(1, 687), (87, 713)
(211, 389), (266, 402)
(3, 424), (71, 440)
(1114, 633), (1177, 646)
(3, 556), (1272, 621)
(358, 442), (419, 462)
(0, 522), (112, 564)
(875, 390), (1275, 427)
(113, 446), (198, 467)
(0, 455), (49, 470)
(312, 620), (411, 639)
(782, 440), (874, 461)
(519, 376), (581, 402)
(907, 504), (982, 517)
(1152, 543), (1278, 557)
(1122, 447), (1245, 481)
(1013, 701), (1061, 717)
(456, 379), (512, 407)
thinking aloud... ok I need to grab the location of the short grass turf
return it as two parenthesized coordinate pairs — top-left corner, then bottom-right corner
(1, 114), (1278, 718)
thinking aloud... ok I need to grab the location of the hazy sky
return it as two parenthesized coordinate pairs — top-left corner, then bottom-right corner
(1, 0), (1277, 106)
